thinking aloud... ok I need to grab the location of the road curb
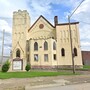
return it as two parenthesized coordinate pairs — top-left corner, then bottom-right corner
(25, 83), (65, 90)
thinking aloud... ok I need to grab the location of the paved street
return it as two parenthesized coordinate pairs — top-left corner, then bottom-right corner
(30, 83), (90, 90)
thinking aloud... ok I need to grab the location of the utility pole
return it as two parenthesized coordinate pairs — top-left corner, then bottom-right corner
(68, 0), (85, 74)
(1, 29), (5, 66)
(68, 16), (75, 74)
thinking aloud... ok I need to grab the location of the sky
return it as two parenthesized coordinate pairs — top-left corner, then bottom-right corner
(0, 0), (90, 56)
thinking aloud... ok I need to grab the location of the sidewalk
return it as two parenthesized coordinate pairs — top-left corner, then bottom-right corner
(26, 83), (90, 90)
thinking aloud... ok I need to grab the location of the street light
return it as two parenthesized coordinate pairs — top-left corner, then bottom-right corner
(68, 0), (85, 74)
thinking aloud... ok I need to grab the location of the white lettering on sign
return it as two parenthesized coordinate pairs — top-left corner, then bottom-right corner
(13, 61), (22, 70)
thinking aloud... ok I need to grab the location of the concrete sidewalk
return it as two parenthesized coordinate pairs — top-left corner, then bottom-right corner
(25, 79), (70, 90)
(25, 83), (90, 90)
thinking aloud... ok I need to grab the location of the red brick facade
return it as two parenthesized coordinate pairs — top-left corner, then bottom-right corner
(82, 51), (90, 65)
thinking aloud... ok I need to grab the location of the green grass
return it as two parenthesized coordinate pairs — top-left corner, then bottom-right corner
(83, 65), (90, 69)
(76, 65), (90, 71)
(0, 71), (78, 79)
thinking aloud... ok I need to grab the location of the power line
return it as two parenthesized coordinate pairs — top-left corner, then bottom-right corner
(71, 18), (90, 25)
(70, 0), (85, 18)
(79, 21), (90, 25)
(0, 17), (12, 19)
(0, 17), (28, 19)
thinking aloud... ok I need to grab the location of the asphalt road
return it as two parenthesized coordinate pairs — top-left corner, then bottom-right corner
(31, 83), (90, 90)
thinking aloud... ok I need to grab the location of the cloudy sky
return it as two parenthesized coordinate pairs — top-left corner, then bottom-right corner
(0, 0), (90, 56)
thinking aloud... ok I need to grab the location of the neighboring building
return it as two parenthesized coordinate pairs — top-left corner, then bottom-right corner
(82, 51), (90, 65)
(10, 10), (82, 71)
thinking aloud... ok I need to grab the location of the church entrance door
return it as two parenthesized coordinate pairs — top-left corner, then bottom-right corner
(13, 58), (23, 70)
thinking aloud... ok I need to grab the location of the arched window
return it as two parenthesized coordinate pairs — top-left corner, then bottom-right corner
(16, 49), (20, 57)
(34, 42), (38, 51)
(44, 41), (48, 50)
(74, 48), (77, 56)
(53, 42), (56, 50)
(61, 48), (65, 56)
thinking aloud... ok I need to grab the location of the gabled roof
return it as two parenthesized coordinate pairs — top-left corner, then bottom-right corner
(28, 15), (55, 32)
(12, 41), (24, 53)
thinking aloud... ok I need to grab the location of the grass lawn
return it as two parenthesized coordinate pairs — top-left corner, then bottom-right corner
(0, 71), (78, 79)
(83, 65), (90, 70)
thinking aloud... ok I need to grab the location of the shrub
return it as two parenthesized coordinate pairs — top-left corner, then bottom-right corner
(2, 60), (10, 72)
(25, 64), (31, 71)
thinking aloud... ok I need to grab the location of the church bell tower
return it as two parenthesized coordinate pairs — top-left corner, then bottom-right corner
(11, 10), (30, 70)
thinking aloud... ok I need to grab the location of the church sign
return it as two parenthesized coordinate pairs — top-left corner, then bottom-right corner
(13, 60), (22, 70)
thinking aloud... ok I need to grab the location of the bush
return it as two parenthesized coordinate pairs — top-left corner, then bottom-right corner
(25, 64), (31, 71)
(2, 60), (10, 72)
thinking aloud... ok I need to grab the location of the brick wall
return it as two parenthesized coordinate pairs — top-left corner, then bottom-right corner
(82, 51), (90, 65)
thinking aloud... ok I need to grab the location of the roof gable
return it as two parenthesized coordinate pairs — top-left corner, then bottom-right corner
(28, 15), (54, 32)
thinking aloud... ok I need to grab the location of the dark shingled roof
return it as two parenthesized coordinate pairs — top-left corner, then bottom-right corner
(57, 22), (79, 26)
